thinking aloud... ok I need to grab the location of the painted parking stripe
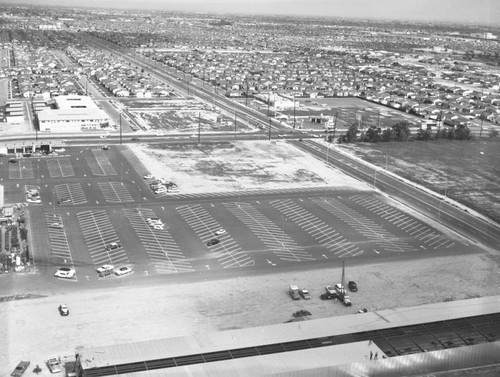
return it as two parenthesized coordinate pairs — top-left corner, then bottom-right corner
(98, 182), (134, 203)
(224, 202), (314, 262)
(270, 199), (363, 258)
(77, 210), (128, 266)
(176, 204), (254, 268)
(47, 158), (75, 178)
(86, 149), (117, 176)
(350, 195), (455, 249)
(124, 208), (195, 273)
(312, 197), (415, 254)
(54, 183), (87, 205)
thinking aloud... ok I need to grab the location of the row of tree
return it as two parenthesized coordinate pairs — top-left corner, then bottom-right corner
(330, 121), (497, 144)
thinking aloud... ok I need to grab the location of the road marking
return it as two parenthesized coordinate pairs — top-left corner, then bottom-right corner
(322, 254), (328, 259)
(205, 265), (210, 270)
(374, 249), (380, 254)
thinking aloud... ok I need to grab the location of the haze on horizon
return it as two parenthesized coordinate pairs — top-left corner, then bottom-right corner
(3, 0), (500, 25)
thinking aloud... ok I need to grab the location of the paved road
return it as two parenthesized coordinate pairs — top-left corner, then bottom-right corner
(292, 139), (500, 249)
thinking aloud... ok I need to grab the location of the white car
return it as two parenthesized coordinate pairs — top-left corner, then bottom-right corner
(143, 174), (154, 179)
(214, 229), (226, 236)
(114, 266), (132, 276)
(27, 198), (42, 204)
(105, 242), (121, 251)
(96, 264), (114, 273)
(48, 222), (63, 229)
(153, 224), (164, 230)
(54, 267), (75, 279)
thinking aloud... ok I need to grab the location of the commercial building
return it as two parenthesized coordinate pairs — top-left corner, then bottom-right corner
(37, 95), (111, 132)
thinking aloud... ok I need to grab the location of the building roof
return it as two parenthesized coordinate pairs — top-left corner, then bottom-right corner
(38, 108), (109, 122)
(56, 95), (99, 110)
(79, 296), (500, 371)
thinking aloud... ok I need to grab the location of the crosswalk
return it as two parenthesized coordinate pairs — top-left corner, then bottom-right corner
(312, 197), (417, 254)
(124, 208), (194, 273)
(224, 202), (315, 262)
(98, 182), (134, 203)
(77, 210), (129, 266)
(350, 195), (456, 249)
(176, 204), (254, 268)
(270, 198), (363, 258)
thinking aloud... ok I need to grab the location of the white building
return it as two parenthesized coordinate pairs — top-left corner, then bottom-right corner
(37, 95), (111, 132)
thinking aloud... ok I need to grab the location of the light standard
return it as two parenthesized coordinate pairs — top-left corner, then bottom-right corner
(293, 94), (296, 129)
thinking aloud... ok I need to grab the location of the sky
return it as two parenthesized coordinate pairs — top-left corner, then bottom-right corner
(3, 0), (500, 25)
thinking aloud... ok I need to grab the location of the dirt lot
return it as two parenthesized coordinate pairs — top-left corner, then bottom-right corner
(129, 140), (372, 193)
(2, 253), (499, 377)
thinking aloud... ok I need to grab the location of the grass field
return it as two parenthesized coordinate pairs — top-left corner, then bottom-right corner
(340, 138), (500, 223)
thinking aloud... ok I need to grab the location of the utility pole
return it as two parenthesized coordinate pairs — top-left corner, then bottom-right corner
(268, 118), (272, 141)
(293, 95), (296, 129)
(332, 112), (338, 143)
(198, 112), (201, 144)
(267, 91), (271, 117)
(119, 113), (122, 144)
(234, 108), (237, 138)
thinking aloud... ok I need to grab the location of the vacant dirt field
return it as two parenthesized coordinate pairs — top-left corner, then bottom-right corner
(340, 138), (500, 223)
(129, 140), (372, 193)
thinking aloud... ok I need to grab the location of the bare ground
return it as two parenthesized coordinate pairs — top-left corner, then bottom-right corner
(2, 253), (499, 377)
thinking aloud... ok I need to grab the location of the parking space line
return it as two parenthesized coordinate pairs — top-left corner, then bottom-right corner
(313, 197), (415, 254)
(98, 182), (134, 203)
(176, 204), (254, 268)
(224, 202), (314, 262)
(86, 149), (117, 176)
(350, 195), (455, 250)
(271, 199), (363, 258)
(45, 213), (78, 281)
(77, 210), (128, 266)
(124, 208), (195, 273)
(54, 183), (87, 205)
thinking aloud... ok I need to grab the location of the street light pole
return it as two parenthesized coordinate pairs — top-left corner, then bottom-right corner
(293, 95), (296, 129)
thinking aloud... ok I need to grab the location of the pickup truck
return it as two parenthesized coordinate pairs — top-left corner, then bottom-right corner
(47, 357), (62, 373)
(289, 285), (300, 300)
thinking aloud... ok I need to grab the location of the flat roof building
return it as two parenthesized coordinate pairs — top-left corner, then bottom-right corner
(37, 95), (111, 132)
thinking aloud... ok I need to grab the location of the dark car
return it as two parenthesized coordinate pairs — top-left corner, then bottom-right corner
(320, 292), (338, 300)
(206, 238), (220, 247)
(348, 281), (358, 292)
(11, 360), (30, 377)
(8, 159), (17, 163)
(130, 138), (140, 141)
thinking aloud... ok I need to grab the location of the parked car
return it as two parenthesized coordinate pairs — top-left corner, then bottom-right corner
(206, 238), (220, 247)
(348, 281), (358, 292)
(214, 229), (226, 236)
(54, 267), (75, 279)
(57, 198), (71, 204)
(8, 159), (17, 163)
(143, 174), (154, 179)
(105, 242), (121, 251)
(326, 286), (336, 295)
(299, 289), (311, 300)
(320, 292), (337, 300)
(58, 304), (69, 316)
(96, 264), (114, 274)
(11, 360), (30, 377)
(114, 266), (132, 276)
(48, 222), (63, 229)
(101, 145), (109, 150)
(47, 357), (62, 373)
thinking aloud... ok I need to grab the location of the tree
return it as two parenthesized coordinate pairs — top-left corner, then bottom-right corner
(364, 125), (382, 143)
(341, 123), (359, 143)
(391, 121), (411, 141)
(454, 124), (471, 140)
(381, 128), (395, 142)
(416, 128), (432, 141)
(489, 129), (499, 138)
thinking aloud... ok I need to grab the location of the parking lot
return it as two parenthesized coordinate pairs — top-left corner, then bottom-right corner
(0, 146), (471, 284)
